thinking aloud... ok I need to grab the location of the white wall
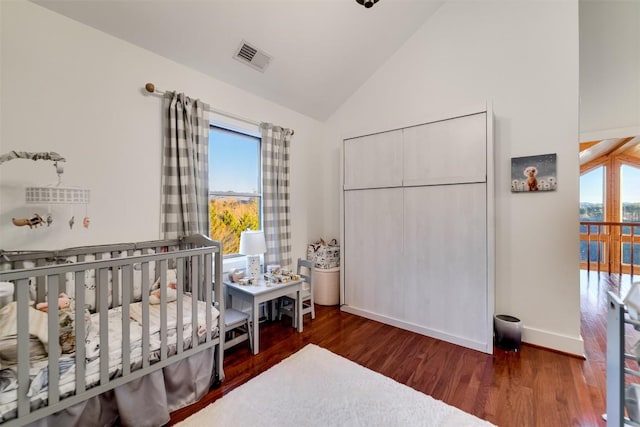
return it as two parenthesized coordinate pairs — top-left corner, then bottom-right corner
(0, 0), (325, 264)
(0, 0), (585, 355)
(325, 0), (583, 355)
(580, 0), (640, 136)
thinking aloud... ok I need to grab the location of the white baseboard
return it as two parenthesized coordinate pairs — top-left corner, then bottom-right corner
(341, 305), (585, 357)
(340, 305), (492, 354)
(522, 326), (585, 357)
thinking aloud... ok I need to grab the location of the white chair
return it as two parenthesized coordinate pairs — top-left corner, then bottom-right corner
(223, 308), (253, 352)
(278, 258), (315, 327)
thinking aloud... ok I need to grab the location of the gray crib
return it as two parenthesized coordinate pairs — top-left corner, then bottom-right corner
(0, 234), (224, 426)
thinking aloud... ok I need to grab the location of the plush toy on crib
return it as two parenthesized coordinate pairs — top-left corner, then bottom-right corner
(35, 293), (71, 312)
(150, 269), (178, 304)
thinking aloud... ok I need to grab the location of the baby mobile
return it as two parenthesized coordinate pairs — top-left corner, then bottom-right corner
(1, 151), (91, 230)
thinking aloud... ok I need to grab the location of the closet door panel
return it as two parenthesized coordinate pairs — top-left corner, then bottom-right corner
(344, 188), (404, 319)
(403, 113), (486, 186)
(344, 130), (403, 190)
(403, 184), (487, 345)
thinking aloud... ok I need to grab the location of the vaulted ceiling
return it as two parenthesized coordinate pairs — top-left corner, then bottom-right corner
(579, 136), (640, 167)
(32, 0), (444, 121)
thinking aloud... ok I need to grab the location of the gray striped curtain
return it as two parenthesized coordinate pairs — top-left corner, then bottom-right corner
(261, 123), (293, 268)
(161, 92), (210, 239)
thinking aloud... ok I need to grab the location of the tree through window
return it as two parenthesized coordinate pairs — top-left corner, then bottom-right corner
(209, 126), (261, 255)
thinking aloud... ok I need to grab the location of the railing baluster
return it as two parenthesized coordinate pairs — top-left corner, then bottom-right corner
(597, 224), (602, 275)
(618, 224), (622, 280)
(580, 221), (640, 277)
(632, 226), (636, 278)
(587, 224), (591, 274)
(608, 224), (613, 275)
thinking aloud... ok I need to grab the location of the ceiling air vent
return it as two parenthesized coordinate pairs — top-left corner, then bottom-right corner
(233, 40), (272, 72)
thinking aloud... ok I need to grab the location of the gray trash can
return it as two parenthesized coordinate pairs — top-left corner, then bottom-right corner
(494, 314), (522, 352)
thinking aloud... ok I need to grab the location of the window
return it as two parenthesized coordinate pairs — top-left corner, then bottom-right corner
(621, 164), (640, 266)
(579, 165), (605, 264)
(579, 137), (640, 273)
(209, 125), (261, 255)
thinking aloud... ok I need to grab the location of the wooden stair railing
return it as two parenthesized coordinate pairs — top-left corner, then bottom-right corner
(580, 221), (640, 276)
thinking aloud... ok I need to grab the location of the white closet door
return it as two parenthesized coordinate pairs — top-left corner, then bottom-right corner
(403, 183), (488, 347)
(344, 130), (403, 190)
(403, 113), (486, 186)
(344, 188), (404, 319)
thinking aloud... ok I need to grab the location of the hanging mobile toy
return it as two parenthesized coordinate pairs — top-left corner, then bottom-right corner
(45, 203), (53, 227)
(12, 213), (45, 228)
(83, 204), (90, 228)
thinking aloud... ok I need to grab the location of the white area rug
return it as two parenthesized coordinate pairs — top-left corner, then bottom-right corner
(177, 344), (495, 427)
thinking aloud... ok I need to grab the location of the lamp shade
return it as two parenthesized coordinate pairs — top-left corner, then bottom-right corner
(239, 230), (266, 256)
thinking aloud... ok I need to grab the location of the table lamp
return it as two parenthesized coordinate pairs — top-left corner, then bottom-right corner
(239, 230), (266, 282)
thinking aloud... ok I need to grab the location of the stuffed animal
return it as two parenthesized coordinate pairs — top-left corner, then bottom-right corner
(150, 270), (178, 304)
(36, 293), (71, 313)
(150, 283), (177, 304)
(228, 268), (244, 282)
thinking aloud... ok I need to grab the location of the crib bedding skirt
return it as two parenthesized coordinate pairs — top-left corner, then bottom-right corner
(0, 235), (224, 427)
(23, 346), (216, 427)
(0, 295), (219, 420)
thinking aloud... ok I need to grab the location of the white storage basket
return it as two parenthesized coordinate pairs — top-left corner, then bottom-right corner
(314, 267), (340, 306)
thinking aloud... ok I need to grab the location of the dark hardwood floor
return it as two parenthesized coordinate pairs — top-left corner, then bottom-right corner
(169, 271), (639, 426)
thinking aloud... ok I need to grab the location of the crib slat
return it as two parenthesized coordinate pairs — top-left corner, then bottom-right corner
(112, 259), (121, 309)
(160, 260), (168, 360)
(36, 259), (46, 303)
(75, 270), (86, 393)
(17, 278), (30, 418)
(47, 275), (61, 405)
(214, 243), (224, 383)
(122, 264), (132, 376)
(141, 261), (150, 369)
(99, 267), (109, 385)
(191, 256), (199, 347)
(205, 253), (212, 342)
(176, 259), (184, 355)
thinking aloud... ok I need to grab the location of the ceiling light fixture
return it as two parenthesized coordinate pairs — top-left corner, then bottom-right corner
(356, 0), (379, 8)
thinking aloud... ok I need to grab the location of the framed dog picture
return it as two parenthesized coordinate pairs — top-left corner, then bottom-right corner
(511, 153), (557, 192)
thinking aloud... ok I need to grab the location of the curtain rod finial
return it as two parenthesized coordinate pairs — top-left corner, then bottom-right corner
(145, 83), (155, 93)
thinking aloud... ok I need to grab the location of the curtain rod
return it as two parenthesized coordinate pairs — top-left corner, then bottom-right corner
(144, 83), (294, 135)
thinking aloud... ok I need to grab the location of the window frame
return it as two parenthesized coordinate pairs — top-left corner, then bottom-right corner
(208, 119), (262, 259)
(580, 146), (640, 272)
